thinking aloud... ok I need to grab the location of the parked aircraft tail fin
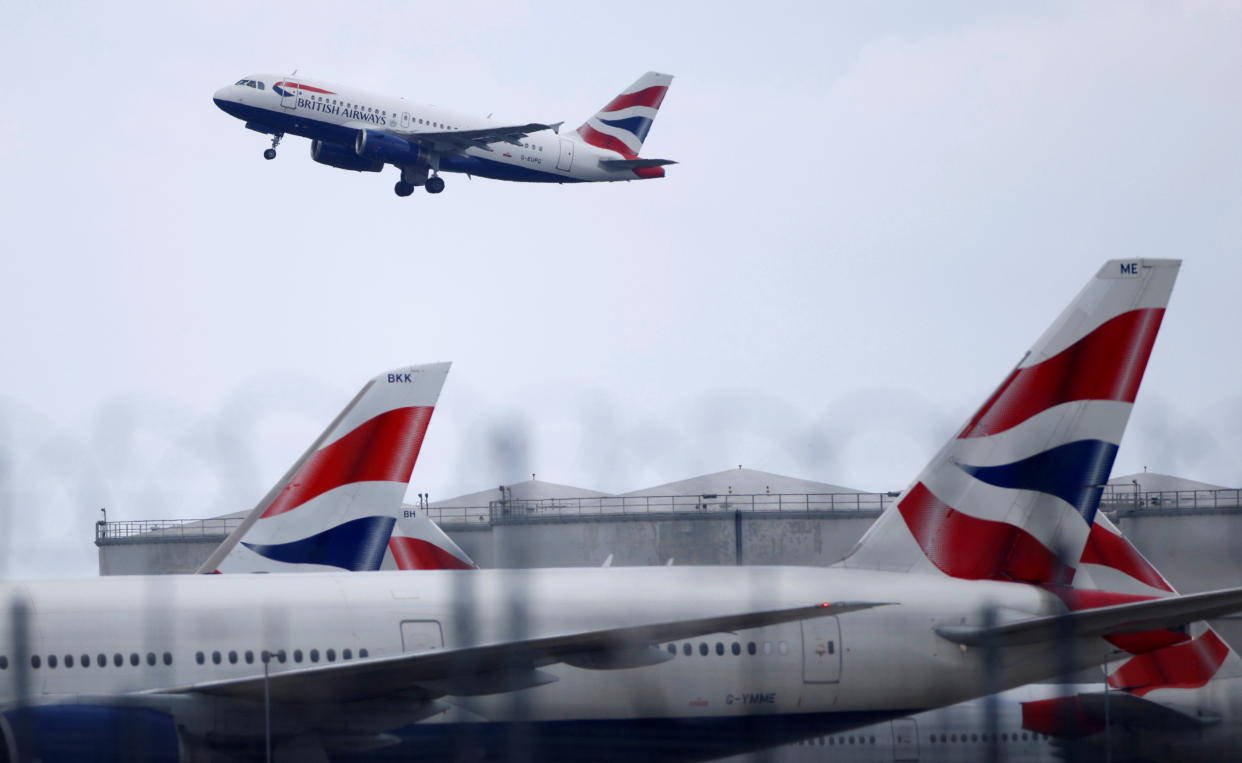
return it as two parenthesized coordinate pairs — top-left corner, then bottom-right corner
(841, 260), (1180, 584)
(383, 507), (476, 571)
(198, 363), (459, 573)
(1071, 513), (1242, 697)
(576, 71), (673, 160)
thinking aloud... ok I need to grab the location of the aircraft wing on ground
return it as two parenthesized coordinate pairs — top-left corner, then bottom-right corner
(379, 122), (562, 153)
(937, 585), (1242, 648)
(148, 601), (884, 704)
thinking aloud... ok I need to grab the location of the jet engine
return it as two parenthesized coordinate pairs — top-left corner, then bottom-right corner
(0, 705), (185, 762)
(310, 140), (383, 172)
(355, 129), (421, 166)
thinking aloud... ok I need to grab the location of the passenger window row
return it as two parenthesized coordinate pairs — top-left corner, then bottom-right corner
(798, 734), (879, 746)
(930, 731), (1046, 743)
(193, 647), (370, 666)
(797, 729), (1049, 747)
(0, 647), (375, 671)
(2, 652), (173, 669)
(662, 640), (794, 657)
(306, 95), (392, 119)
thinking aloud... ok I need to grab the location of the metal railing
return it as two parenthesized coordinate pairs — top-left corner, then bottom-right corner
(1099, 486), (1242, 513)
(94, 487), (1242, 539)
(95, 518), (242, 543)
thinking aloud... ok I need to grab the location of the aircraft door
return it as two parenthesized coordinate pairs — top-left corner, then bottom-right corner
(891, 718), (919, 761)
(401, 111), (411, 129)
(279, 79), (300, 110)
(800, 617), (841, 683)
(556, 138), (574, 172)
(401, 620), (444, 652)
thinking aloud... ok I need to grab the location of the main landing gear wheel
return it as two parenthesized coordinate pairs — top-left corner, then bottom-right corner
(425, 176), (445, 194)
(264, 133), (283, 160)
(394, 181), (415, 197)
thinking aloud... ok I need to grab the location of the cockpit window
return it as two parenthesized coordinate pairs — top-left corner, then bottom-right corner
(257, 81), (265, 90)
(235, 79), (248, 86)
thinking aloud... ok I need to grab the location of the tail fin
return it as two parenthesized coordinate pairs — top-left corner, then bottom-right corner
(841, 259), (1180, 584)
(383, 507), (475, 571)
(199, 363), (460, 573)
(1019, 512), (1241, 739)
(1077, 513), (1241, 694)
(576, 71), (673, 159)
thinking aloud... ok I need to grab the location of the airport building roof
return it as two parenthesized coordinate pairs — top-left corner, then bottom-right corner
(429, 479), (610, 508)
(621, 467), (861, 497)
(1109, 472), (1231, 493)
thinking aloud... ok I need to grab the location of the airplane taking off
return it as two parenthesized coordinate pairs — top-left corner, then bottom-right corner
(197, 361), (475, 574)
(212, 71), (676, 196)
(6, 259), (1242, 763)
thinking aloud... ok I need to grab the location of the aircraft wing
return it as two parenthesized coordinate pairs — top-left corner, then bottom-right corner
(387, 122), (562, 152)
(937, 585), (1242, 648)
(149, 601), (884, 704)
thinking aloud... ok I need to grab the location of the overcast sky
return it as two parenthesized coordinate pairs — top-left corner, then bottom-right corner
(1, 1), (1239, 577)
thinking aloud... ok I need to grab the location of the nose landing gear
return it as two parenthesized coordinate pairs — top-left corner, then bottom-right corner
(263, 134), (283, 160)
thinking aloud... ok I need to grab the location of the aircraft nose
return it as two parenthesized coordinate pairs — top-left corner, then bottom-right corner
(213, 86), (245, 116)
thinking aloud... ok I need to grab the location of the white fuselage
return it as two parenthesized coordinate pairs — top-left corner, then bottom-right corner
(0, 566), (1122, 759)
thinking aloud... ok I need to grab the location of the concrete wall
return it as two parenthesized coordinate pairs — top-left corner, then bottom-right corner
(97, 536), (225, 575)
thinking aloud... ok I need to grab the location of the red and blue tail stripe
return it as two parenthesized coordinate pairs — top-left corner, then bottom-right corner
(261, 406), (433, 519)
(576, 72), (672, 161)
(843, 260), (1180, 586)
(960, 308), (1165, 439)
(242, 516), (396, 571)
(1020, 514), (1239, 738)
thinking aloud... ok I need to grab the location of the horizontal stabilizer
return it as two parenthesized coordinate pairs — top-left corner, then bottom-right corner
(156, 601), (886, 704)
(599, 158), (677, 170)
(937, 585), (1242, 648)
(1077, 691), (1219, 730)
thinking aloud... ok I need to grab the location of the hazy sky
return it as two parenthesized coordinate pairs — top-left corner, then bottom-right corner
(1, 1), (1239, 577)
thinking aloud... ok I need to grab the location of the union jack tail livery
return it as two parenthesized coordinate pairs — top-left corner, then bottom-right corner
(199, 362), (475, 573)
(1020, 511), (1242, 739)
(575, 71), (675, 177)
(843, 259), (1180, 585)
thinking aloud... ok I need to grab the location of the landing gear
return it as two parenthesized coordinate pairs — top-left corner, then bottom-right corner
(394, 181), (415, 197)
(264, 134), (283, 160)
(425, 175), (445, 194)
